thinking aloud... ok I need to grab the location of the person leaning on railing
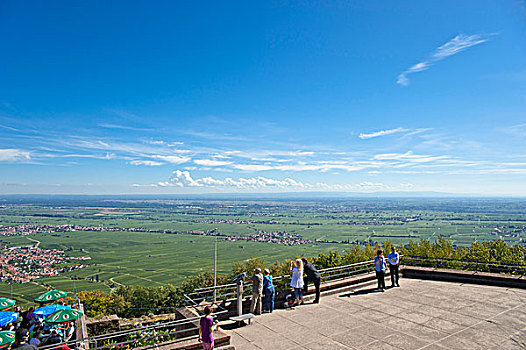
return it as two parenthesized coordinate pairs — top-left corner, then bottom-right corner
(388, 247), (400, 288)
(302, 258), (321, 304)
(374, 250), (387, 292)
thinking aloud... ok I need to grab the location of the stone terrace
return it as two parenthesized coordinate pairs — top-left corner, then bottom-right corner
(223, 278), (526, 349)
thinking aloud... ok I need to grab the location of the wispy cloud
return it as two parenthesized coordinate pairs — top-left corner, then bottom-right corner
(0, 124), (19, 132)
(0, 149), (31, 162)
(98, 123), (153, 131)
(130, 160), (164, 166)
(359, 127), (408, 139)
(194, 159), (233, 166)
(397, 33), (493, 86)
(151, 155), (191, 164)
(373, 151), (449, 163)
(500, 123), (526, 137)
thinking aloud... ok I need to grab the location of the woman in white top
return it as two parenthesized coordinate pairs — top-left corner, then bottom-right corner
(290, 258), (304, 305)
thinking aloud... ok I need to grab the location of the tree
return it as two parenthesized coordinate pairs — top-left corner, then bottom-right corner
(77, 290), (127, 317)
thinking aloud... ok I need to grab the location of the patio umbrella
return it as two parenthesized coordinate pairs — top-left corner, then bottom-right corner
(0, 312), (18, 328)
(34, 290), (67, 303)
(0, 331), (15, 348)
(45, 308), (83, 324)
(34, 304), (71, 317)
(0, 299), (15, 311)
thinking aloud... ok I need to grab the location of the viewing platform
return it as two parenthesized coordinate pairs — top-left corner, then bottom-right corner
(224, 278), (526, 349)
(77, 258), (525, 350)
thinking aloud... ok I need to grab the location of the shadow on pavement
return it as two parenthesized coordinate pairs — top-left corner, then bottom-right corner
(339, 287), (386, 297)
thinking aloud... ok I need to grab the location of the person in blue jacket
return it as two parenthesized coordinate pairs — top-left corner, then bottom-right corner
(263, 269), (275, 313)
(388, 246), (400, 287)
(374, 250), (387, 292)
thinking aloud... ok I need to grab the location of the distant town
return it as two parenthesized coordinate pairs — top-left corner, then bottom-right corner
(0, 247), (90, 283)
(0, 224), (147, 237)
(223, 231), (312, 246)
(0, 224), (314, 246)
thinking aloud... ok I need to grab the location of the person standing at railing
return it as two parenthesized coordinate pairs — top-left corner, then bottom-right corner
(388, 247), (400, 287)
(301, 258), (321, 304)
(374, 250), (387, 292)
(250, 268), (264, 315)
(199, 306), (217, 350)
(263, 269), (275, 313)
(290, 259), (305, 305)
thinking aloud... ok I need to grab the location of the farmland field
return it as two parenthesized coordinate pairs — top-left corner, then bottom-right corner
(0, 196), (525, 304)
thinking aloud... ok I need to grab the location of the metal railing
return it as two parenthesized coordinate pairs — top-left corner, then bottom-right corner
(402, 255), (526, 275)
(184, 259), (378, 306)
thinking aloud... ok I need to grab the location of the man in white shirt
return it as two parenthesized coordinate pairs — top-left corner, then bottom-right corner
(387, 247), (400, 287)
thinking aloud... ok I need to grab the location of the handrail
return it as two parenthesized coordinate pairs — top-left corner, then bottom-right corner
(403, 255), (526, 266)
(183, 259), (378, 307)
(185, 254), (526, 304)
(402, 255), (526, 275)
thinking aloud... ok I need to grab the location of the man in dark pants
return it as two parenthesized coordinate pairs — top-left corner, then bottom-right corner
(301, 258), (321, 303)
(388, 246), (400, 287)
(374, 250), (386, 291)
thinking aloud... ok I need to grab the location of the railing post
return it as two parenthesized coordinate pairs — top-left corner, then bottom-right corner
(236, 279), (243, 316)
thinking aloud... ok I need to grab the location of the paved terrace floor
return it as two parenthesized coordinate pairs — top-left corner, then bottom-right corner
(223, 278), (526, 350)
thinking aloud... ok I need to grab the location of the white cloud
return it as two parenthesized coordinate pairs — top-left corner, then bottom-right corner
(194, 159), (233, 166)
(233, 164), (275, 171)
(397, 33), (492, 86)
(0, 149), (31, 162)
(373, 151), (449, 163)
(130, 160), (164, 166)
(158, 170), (312, 189)
(432, 34), (489, 59)
(148, 170), (414, 192)
(98, 123), (153, 131)
(0, 124), (19, 132)
(359, 127), (408, 139)
(500, 123), (526, 137)
(159, 170), (203, 187)
(151, 155), (191, 164)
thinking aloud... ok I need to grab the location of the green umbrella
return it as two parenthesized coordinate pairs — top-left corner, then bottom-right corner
(34, 290), (67, 303)
(0, 331), (15, 348)
(0, 299), (15, 311)
(45, 308), (83, 324)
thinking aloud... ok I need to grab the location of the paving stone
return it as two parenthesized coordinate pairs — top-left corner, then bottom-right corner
(401, 324), (448, 343)
(425, 317), (466, 333)
(436, 335), (486, 350)
(397, 311), (434, 325)
(304, 338), (354, 350)
(357, 340), (399, 350)
(383, 332), (431, 350)
(455, 327), (508, 348)
(329, 332), (376, 349)
(372, 303), (407, 316)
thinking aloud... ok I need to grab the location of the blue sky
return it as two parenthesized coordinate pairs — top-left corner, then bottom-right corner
(1, 1), (525, 195)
